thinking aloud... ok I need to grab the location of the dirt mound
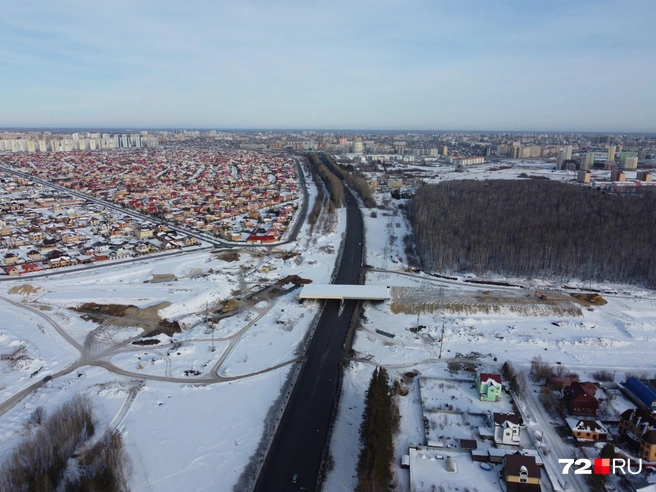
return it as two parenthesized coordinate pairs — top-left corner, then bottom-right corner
(132, 339), (161, 346)
(570, 293), (607, 305)
(75, 303), (136, 316)
(8, 284), (41, 296)
(74, 301), (172, 320)
(390, 286), (582, 317)
(125, 301), (172, 320)
(222, 299), (245, 313)
(276, 275), (312, 287)
(216, 250), (240, 262)
(73, 301), (180, 339)
(149, 319), (181, 337)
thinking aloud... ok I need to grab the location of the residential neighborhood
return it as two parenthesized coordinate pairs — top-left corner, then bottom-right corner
(0, 148), (302, 245)
(394, 363), (656, 492)
(0, 171), (204, 275)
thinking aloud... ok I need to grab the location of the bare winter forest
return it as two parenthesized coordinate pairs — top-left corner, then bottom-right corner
(0, 395), (130, 492)
(406, 180), (656, 287)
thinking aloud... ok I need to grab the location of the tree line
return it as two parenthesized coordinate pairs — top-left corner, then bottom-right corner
(307, 153), (345, 211)
(307, 167), (325, 227)
(0, 395), (130, 491)
(320, 154), (376, 208)
(406, 180), (656, 288)
(357, 367), (395, 492)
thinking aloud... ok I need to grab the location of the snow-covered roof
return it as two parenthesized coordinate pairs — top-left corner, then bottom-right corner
(565, 418), (608, 434)
(494, 412), (522, 427)
(298, 284), (389, 301)
(479, 373), (502, 386)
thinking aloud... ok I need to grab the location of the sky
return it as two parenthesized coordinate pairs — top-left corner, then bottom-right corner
(1, 0), (655, 132)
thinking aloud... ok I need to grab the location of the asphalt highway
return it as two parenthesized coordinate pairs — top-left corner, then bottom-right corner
(254, 186), (363, 491)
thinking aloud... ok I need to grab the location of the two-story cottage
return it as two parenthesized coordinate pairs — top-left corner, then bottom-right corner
(4, 252), (18, 265)
(565, 418), (608, 443)
(494, 413), (522, 446)
(564, 382), (599, 416)
(503, 453), (541, 492)
(21, 263), (40, 274)
(619, 408), (656, 462)
(476, 372), (503, 402)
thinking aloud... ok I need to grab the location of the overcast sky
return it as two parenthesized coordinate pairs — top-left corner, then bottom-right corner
(1, 0), (655, 131)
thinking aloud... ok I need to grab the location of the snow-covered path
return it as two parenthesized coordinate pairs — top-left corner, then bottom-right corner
(521, 373), (587, 492)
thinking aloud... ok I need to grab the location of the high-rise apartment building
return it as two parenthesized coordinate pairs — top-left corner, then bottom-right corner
(557, 150), (565, 169)
(622, 156), (638, 170)
(581, 151), (595, 171)
(564, 145), (573, 160)
(620, 152), (638, 169)
(607, 146), (616, 163)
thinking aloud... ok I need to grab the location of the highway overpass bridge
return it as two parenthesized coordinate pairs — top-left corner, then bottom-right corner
(297, 284), (389, 301)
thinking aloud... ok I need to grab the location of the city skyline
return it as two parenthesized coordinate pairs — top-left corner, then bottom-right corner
(1, 0), (655, 132)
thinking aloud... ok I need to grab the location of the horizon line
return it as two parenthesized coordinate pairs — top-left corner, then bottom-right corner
(1, 126), (656, 136)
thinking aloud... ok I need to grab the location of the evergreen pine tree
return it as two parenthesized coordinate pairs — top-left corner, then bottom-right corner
(357, 367), (394, 492)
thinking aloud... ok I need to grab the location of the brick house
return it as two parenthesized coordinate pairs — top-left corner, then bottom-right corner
(564, 382), (599, 416)
(21, 263), (40, 274)
(565, 418), (608, 442)
(619, 408), (656, 462)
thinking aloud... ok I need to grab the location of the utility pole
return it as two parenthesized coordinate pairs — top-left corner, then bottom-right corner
(439, 320), (446, 359)
(205, 301), (216, 352)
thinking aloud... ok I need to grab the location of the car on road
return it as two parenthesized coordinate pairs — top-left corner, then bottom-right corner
(292, 474), (298, 485)
(42, 375), (52, 382)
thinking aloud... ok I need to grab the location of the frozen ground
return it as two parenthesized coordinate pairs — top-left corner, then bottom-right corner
(359, 270), (656, 370)
(408, 447), (500, 492)
(325, 164), (656, 492)
(371, 158), (643, 186)
(0, 168), (348, 492)
(327, 268), (656, 491)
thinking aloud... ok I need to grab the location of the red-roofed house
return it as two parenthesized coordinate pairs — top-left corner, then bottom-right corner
(476, 372), (503, 402)
(564, 382), (599, 416)
(21, 263), (40, 274)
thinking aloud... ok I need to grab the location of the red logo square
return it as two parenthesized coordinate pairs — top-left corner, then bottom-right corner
(594, 458), (611, 475)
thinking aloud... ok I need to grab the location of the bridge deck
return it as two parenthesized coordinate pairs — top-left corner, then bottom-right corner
(298, 283), (388, 301)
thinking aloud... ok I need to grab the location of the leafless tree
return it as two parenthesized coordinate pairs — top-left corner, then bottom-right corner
(406, 180), (656, 288)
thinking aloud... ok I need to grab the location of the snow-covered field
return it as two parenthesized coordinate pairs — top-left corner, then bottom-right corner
(0, 163), (348, 491)
(325, 163), (656, 492)
(3, 154), (655, 492)
(383, 158), (644, 185)
(326, 272), (656, 490)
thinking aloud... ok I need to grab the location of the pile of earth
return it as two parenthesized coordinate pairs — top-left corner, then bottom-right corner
(570, 293), (607, 306)
(8, 284), (42, 295)
(72, 301), (181, 336)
